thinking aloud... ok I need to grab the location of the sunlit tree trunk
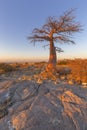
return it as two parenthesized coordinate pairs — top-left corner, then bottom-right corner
(28, 9), (82, 74)
(46, 41), (57, 71)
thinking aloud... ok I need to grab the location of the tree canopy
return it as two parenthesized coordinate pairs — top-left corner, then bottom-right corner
(28, 9), (82, 45)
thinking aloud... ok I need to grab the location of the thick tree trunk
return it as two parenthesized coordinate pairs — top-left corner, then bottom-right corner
(46, 41), (57, 71)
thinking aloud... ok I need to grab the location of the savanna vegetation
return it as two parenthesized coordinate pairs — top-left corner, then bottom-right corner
(0, 59), (87, 84)
(66, 59), (87, 83)
(0, 63), (17, 74)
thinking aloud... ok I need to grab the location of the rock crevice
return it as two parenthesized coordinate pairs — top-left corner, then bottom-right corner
(0, 80), (87, 130)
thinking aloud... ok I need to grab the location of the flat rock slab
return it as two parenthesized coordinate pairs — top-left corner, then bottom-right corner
(0, 80), (87, 130)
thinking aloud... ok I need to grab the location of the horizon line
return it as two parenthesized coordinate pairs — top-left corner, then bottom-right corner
(0, 57), (87, 63)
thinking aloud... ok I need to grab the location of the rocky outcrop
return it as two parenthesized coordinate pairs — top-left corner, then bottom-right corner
(0, 80), (87, 130)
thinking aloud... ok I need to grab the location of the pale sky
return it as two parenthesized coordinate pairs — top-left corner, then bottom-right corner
(0, 0), (87, 62)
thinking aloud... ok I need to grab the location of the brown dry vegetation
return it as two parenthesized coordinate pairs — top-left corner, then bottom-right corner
(58, 59), (87, 83)
(0, 59), (87, 84)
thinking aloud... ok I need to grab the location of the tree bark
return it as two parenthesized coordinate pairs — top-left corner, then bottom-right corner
(46, 41), (57, 71)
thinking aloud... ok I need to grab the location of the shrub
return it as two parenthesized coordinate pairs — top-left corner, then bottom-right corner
(0, 63), (16, 74)
(58, 60), (67, 65)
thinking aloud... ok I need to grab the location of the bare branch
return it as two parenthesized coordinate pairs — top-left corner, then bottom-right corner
(33, 28), (49, 35)
(55, 47), (64, 53)
(28, 9), (82, 45)
(43, 44), (50, 48)
(28, 35), (50, 43)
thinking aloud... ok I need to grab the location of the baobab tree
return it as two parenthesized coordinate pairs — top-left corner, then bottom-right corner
(28, 9), (82, 72)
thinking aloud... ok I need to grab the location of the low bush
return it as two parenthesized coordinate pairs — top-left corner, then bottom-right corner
(0, 63), (16, 74)
(58, 60), (67, 65)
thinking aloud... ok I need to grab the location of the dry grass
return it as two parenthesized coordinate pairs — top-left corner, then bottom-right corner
(0, 59), (87, 83)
